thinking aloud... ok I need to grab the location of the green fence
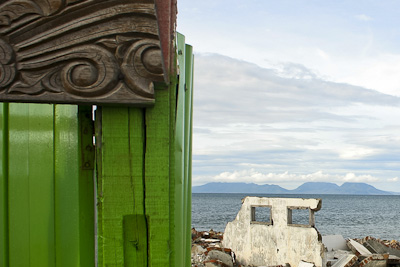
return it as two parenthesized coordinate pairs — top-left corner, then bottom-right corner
(96, 33), (194, 267)
(0, 34), (193, 267)
(0, 104), (95, 267)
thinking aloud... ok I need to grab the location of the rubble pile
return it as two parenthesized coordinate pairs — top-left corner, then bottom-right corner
(191, 228), (400, 267)
(325, 236), (400, 267)
(191, 228), (238, 267)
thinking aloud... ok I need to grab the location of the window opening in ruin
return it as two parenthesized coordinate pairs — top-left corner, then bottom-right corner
(251, 205), (272, 225)
(287, 206), (315, 227)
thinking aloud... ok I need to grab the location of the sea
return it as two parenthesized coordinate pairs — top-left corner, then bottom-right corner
(192, 193), (400, 241)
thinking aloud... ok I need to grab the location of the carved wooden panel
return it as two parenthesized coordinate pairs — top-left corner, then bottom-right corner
(0, 0), (167, 105)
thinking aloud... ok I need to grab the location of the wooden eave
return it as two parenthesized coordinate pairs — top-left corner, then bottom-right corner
(0, 0), (177, 106)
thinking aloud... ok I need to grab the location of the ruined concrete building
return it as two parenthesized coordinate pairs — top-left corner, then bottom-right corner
(223, 197), (325, 267)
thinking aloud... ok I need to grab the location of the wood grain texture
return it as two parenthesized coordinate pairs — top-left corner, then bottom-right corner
(0, 0), (167, 105)
(145, 85), (172, 266)
(98, 106), (148, 266)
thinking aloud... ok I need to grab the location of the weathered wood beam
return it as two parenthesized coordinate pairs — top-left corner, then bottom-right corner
(0, 0), (175, 105)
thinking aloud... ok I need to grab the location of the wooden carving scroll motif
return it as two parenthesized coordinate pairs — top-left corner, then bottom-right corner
(0, 0), (166, 105)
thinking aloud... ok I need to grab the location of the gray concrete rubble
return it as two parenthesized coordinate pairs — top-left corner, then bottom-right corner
(191, 197), (400, 267)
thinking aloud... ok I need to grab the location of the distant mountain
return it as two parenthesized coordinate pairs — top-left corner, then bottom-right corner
(192, 182), (394, 195)
(192, 182), (289, 194)
(291, 182), (341, 194)
(339, 182), (389, 195)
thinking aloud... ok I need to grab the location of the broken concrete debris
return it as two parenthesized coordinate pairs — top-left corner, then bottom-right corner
(192, 197), (400, 267)
(191, 230), (400, 267)
(223, 197), (324, 267)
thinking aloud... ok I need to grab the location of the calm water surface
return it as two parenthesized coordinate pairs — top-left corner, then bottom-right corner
(192, 193), (400, 241)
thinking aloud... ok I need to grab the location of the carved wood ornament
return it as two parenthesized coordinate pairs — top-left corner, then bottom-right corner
(0, 0), (167, 105)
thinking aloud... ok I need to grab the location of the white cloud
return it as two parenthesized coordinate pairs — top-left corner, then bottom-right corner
(193, 169), (380, 186)
(338, 146), (377, 160)
(355, 14), (373, 21)
(192, 54), (400, 192)
(388, 177), (399, 182)
(316, 48), (330, 60)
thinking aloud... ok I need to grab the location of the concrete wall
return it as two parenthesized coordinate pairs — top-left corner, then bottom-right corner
(223, 197), (324, 267)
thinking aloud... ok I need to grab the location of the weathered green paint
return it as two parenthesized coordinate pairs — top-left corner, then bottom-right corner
(1, 103), (95, 267)
(97, 33), (193, 267)
(97, 106), (148, 267)
(98, 107), (137, 266)
(123, 215), (148, 266)
(145, 85), (172, 267)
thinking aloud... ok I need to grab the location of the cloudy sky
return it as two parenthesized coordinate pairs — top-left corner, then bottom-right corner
(176, 0), (400, 192)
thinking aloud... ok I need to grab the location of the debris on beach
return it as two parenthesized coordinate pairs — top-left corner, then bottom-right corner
(192, 197), (400, 267)
(192, 229), (400, 267)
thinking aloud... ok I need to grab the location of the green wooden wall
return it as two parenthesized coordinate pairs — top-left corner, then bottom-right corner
(0, 34), (193, 267)
(96, 34), (194, 267)
(0, 104), (95, 267)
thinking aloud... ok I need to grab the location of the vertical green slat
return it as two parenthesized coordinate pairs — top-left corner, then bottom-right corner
(174, 32), (186, 267)
(129, 108), (145, 216)
(54, 105), (84, 267)
(127, 108), (148, 267)
(184, 44), (194, 267)
(169, 76), (178, 267)
(97, 107), (147, 267)
(123, 214), (147, 266)
(8, 103), (30, 266)
(145, 86), (171, 266)
(96, 107), (104, 267)
(78, 106), (95, 267)
(0, 103), (8, 267)
(28, 104), (55, 267)
(100, 107), (134, 266)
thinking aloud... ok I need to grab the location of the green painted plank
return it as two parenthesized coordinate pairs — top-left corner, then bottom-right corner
(8, 103), (30, 267)
(78, 106), (95, 267)
(123, 214), (147, 266)
(97, 106), (147, 267)
(129, 108), (145, 216)
(95, 107), (104, 267)
(168, 75), (178, 267)
(184, 44), (194, 267)
(100, 107), (135, 266)
(54, 104), (81, 267)
(28, 104), (55, 267)
(0, 103), (8, 267)
(145, 86), (172, 266)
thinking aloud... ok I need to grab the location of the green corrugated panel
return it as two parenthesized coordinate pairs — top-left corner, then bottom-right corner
(1, 103), (94, 267)
(8, 103), (34, 266)
(54, 105), (81, 267)
(175, 32), (187, 267)
(54, 106), (95, 267)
